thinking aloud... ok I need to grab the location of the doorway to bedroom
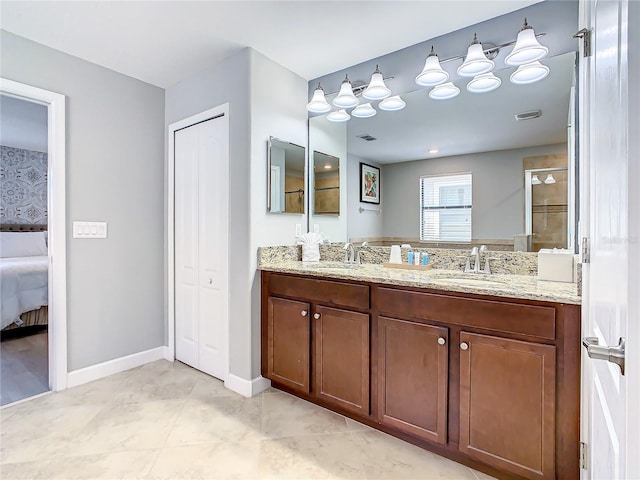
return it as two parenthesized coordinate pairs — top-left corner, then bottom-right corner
(0, 94), (50, 405)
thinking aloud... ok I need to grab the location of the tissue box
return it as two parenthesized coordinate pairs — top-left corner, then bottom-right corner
(537, 249), (575, 282)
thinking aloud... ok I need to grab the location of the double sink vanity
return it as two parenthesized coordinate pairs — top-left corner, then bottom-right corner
(259, 245), (581, 480)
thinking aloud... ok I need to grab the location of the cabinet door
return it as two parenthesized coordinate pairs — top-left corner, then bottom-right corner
(378, 317), (448, 444)
(314, 305), (370, 415)
(267, 297), (311, 393)
(459, 332), (556, 480)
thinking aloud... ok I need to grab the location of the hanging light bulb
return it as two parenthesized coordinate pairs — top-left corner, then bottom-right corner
(307, 83), (332, 113)
(415, 46), (449, 87)
(363, 65), (391, 100)
(333, 75), (359, 108)
(505, 18), (549, 66)
(531, 174), (542, 185)
(510, 61), (550, 85)
(379, 95), (406, 111)
(428, 82), (460, 100)
(544, 173), (556, 184)
(457, 34), (494, 77)
(327, 109), (350, 122)
(467, 73), (502, 93)
(351, 103), (377, 118)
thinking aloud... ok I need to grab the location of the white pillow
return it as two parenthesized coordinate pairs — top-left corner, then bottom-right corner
(0, 232), (48, 258)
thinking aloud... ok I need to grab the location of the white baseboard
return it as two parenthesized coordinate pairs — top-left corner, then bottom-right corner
(162, 346), (173, 361)
(225, 373), (271, 398)
(67, 346), (168, 388)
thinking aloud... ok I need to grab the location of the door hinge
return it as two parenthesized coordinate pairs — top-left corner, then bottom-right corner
(574, 28), (592, 57)
(580, 441), (588, 469)
(581, 237), (590, 263)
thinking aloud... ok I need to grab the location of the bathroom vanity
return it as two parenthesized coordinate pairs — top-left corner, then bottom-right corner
(259, 262), (581, 480)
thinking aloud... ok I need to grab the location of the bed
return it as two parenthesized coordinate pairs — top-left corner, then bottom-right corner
(0, 225), (49, 331)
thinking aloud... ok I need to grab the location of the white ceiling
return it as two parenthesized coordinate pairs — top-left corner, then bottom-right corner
(0, 1), (542, 88)
(344, 52), (575, 164)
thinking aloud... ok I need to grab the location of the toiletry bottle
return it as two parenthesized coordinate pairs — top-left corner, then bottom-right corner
(407, 251), (414, 265)
(414, 252), (420, 265)
(422, 252), (429, 265)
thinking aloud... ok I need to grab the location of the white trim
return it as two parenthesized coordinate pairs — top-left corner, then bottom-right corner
(167, 104), (230, 378)
(0, 78), (67, 392)
(224, 374), (271, 398)
(67, 347), (167, 388)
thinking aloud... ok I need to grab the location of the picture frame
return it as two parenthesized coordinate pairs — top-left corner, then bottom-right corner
(360, 162), (381, 204)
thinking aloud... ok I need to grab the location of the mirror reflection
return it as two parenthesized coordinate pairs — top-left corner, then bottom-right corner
(313, 151), (340, 215)
(267, 137), (306, 214)
(309, 51), (576, 251)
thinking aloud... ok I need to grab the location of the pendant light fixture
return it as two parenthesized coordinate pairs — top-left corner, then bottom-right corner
(505, 18), (549, 66)
(531, 174), (542, 185)
(415, 46), (449, 87)
(457, 34), (494, 77)
(467, 72), (501, 93)
(307, 83), (331, 113)
(428, 82), (460, 100)
(510, 61), (550, 85)
(333, 75), (359, 108)
(352, 103), (377, 118)
(379, 95), (406, 111)
(544, 174), (556, 184)
(327, 109), (350, 123)
(363, 65), (391, 100)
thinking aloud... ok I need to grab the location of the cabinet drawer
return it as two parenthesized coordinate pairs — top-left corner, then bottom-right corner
(376, 287), (556, 340)
(268, 273), (369, 310)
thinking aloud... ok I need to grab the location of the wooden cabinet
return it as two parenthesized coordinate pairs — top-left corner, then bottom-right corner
(266, 296), (311, 393)
(315, 305), (370, 415)
(378, 316), (448, 443)
(261, 271), (581, 480)
(459, 332), (556, 480)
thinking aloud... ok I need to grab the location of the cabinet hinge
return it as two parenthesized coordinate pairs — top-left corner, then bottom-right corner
(574, 28), (592, 57)
(580, 441), (588, 469)
(581, 237), (590, 264)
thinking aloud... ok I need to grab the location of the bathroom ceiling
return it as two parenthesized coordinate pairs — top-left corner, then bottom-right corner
(0, 1), (542, 88)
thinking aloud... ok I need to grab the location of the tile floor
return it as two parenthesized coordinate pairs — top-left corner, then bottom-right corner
(1, 330), (49, 406)
(0, 360), (496, 479)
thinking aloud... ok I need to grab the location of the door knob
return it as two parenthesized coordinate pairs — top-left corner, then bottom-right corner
(313, 313), (321, 319)
(460, 342), (469, 351)
(301, 310), (308, 317)
(438, 337), (446, 345)
(582, 336), (625, 375)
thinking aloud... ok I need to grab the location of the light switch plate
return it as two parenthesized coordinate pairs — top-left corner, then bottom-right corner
(313, 224), (320, 234)
(73, 221), (108, 239)
(295, 224), (302, 237)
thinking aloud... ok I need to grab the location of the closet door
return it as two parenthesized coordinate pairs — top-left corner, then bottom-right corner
(175, 115), (228, 380)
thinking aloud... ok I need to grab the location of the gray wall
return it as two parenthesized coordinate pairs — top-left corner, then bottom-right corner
(0, 95), (48, 152)
(382, 143), (567, 240)
(1, 30), (165, 370)
(165, 48), (308, 381)
(347, 154), (383, 241)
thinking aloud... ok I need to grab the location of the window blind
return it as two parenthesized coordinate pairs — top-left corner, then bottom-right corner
(420, 173), (472, 242)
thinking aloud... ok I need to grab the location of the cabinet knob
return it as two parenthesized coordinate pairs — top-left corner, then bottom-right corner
(438, 337), (446, 345)
(301, 310), (308, 317)
(460, 342), (469, 351)
(313, 313), (321, 319)
(208, 278), (213, 285)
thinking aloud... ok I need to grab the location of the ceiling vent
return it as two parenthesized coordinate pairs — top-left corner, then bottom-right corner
(357, 134), (377, 142)
(515, 110), (542, 121)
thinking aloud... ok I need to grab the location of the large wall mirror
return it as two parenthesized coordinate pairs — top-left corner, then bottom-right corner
(313, 151), (340, 215)
(267, 137), (306, 214)
(307, 1), (579, 252)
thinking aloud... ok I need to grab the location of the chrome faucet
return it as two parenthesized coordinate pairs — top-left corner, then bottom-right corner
(457, 245), (488, 273)
(343, 243), (356, 264)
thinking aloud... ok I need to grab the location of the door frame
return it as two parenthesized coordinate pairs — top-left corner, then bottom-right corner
(0, 78), (68, 392)
(167, 103), (230, 379)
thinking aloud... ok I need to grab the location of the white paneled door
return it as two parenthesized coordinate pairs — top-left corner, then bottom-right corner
(581, 0), (637, 478)
(175, 114), (228, 380)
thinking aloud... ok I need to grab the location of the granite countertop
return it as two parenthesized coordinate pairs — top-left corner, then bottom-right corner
(258, 260), (581, 305)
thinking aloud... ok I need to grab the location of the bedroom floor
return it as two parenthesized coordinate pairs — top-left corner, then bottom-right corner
(0, 360), (496, 480)
(0, 329), (49, 406)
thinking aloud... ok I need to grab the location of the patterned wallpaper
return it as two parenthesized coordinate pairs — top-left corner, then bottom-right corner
(0, 145), (48, 225)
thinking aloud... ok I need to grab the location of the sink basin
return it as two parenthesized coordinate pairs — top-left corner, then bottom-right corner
(306, 263), (364, 271)
(431, 277), (506, 288)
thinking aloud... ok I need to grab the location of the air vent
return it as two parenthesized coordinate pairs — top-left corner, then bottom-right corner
(357, 134), (377, 142)
(515, 110), (542, 121)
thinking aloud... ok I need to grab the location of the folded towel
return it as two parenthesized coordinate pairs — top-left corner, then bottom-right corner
(297, 232), (325, 262)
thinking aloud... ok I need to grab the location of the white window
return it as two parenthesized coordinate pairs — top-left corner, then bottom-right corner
(420, 173), (472, 242)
